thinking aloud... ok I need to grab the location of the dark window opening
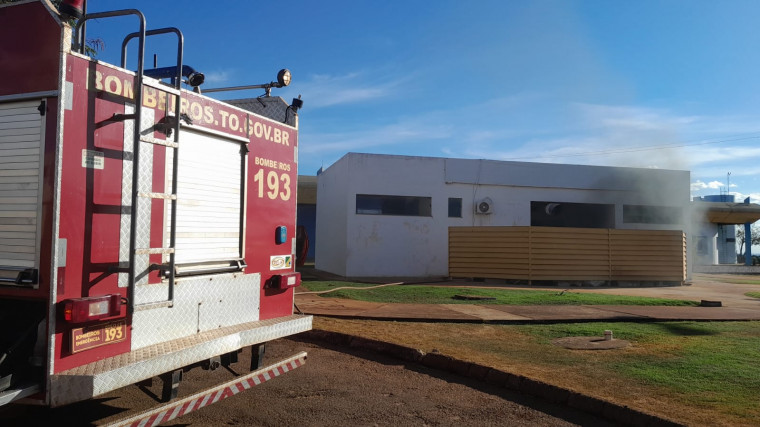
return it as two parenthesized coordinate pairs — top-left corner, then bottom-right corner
(448, 198), (462, 218)
(356, 194), (432, 217)
(623, 205), (682, 225)
(531, 201), (615, 228)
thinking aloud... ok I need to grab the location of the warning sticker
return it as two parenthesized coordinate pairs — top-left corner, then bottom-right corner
(71, 320), (126, 353)
(82, 149), (104, 169)
(270, 255), (292, 270)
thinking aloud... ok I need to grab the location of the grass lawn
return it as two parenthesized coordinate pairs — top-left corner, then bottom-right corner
(521, 322), (760, 420)
(315, 317), (760, 426)
(301, 280), (698, 306)
(717, 278), (760, 285)
(746, 291), (760, 299)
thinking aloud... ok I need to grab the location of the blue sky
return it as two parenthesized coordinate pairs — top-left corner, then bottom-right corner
(84, 1), (760, 202)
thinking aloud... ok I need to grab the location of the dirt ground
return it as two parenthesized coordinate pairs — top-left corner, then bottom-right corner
(0, 337), (609, 427)
(2, 274), (754, 426)
(307, 273), (760, 427)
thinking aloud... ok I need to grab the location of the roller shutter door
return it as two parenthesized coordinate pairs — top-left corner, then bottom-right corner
(0, 100), (44, 272)
(171, 128), (243, 264)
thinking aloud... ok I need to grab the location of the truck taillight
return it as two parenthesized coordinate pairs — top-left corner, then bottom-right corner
(269, 272), (301, 289)
(63, 294), (122, 323)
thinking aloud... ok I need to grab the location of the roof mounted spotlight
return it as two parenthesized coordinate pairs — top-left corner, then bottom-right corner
(144, 65), (205, 87)
(203, 69), (292, 97)
(276, 69), (292, 88)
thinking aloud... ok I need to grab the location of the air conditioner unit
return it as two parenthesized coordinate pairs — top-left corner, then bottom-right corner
(475, 197), (493, 214)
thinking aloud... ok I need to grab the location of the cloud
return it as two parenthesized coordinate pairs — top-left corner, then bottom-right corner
(691, 180), (726, 191)
(298, 94), (760, 194)
(454, 103), (760, 175)
(298, 93), (536, 159)
(290, 72), (407, 108)
(730, 191), (760, 204)
(300, 120), (452, 154)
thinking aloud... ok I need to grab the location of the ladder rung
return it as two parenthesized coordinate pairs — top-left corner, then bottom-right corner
(135, 247), (175, 255)
(139, 192), (177, 200)
(140, 135), (179, 148)
(134, 300), (173, 311)
(141, 78), (182, 96)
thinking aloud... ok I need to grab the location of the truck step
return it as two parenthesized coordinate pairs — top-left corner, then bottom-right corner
(101, 351), (307, 427)
(49, 315), (312, 407)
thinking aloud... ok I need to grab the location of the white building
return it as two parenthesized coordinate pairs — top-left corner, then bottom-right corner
(691, 198), (760, 269)
(315, 153), (691, 279)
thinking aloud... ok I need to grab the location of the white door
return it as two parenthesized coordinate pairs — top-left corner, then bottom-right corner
(169, 128), (244, 266)
(0, 100), (45, 282)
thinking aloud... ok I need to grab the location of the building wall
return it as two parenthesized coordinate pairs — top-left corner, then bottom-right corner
(316, 153), (691, 278)
(716, 224), (737, 264)
(314, 159), (351, 275)
(699, 195), (737, 264)
(691, 221), (719, 266)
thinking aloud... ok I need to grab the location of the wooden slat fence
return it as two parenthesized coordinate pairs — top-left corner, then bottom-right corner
(449, 226), (686, 283)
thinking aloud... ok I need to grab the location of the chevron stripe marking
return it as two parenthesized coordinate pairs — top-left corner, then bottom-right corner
(113, 352), (306, 427)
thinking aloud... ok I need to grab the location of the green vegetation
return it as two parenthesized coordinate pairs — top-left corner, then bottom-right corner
(519, 321), (760, 420)
(301, 281), (698, 306)
(745, 291), (760, 299)
(717, 278), (760, 285)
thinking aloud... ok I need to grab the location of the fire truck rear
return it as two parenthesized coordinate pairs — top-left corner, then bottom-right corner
(0, 0), (311, 418)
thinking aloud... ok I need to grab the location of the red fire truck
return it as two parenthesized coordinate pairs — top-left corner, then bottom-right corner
(0, 0), (311, 422)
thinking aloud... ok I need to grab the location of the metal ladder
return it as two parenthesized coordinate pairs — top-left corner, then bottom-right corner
(76, 11), (183, 312)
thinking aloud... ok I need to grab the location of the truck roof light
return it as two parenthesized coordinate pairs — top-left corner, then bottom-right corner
(203, 68), (293, 96)
(276, 69), (291, 87)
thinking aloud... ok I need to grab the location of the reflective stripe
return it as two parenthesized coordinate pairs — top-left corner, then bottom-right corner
(108, 352), (307, 427)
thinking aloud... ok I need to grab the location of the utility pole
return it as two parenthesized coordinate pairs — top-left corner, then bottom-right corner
(727, 172), (731, 200)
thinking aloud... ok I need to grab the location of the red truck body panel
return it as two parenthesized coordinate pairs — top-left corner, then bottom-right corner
(0, 0), (309, 406)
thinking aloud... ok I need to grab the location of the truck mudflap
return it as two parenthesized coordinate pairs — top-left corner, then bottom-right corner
(50, 315), (312, 407)
(103, 351), (307, 427)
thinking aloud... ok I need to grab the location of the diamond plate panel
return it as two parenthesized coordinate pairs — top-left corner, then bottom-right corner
(131, 273), (261, 349)
(134, 107), (154, 291)
(118, 104), (135, 288)
(162, 148), (174, 265)
(118, 106), (155, 290)
(49, 315), (312, 407)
